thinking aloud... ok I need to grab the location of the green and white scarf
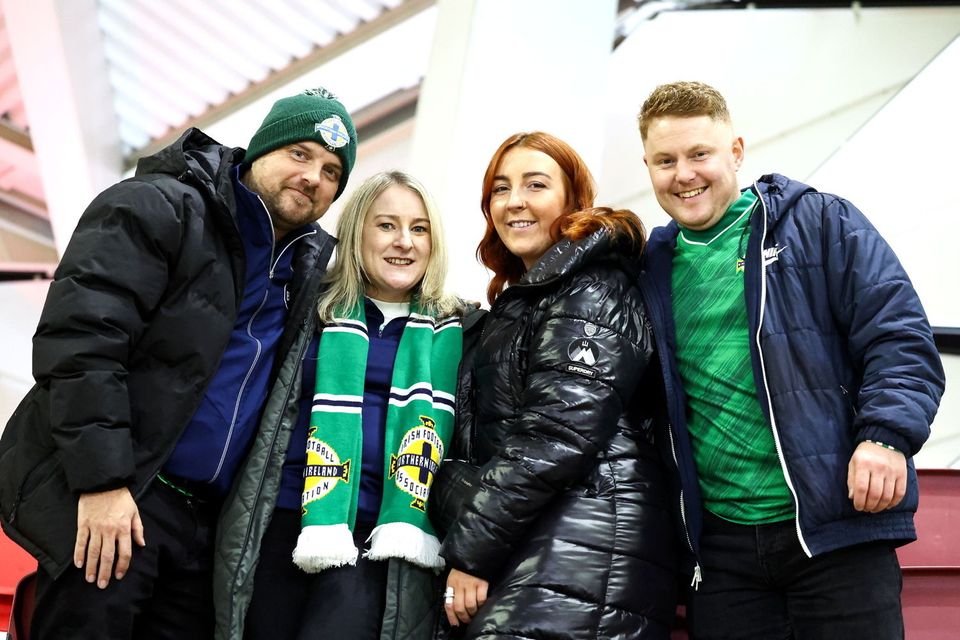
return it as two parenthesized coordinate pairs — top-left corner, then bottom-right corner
(292, 299), (462, 573)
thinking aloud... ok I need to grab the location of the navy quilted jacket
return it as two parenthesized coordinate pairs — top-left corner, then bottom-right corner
(639, 173), (945, 573)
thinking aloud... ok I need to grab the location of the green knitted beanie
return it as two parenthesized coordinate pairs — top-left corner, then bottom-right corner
(244, 88), (357, 200)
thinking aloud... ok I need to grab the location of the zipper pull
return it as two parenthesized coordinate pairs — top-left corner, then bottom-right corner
(690, 563), (702, 590)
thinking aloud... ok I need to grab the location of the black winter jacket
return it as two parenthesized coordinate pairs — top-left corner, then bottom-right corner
(439, 222), (679, 639)
(0, 128), (334, 576)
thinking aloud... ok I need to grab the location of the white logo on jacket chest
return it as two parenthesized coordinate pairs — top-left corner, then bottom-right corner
(763, 244), (788, 265)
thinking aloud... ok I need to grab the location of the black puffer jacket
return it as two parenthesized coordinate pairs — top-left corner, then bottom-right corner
(0, 128), (334, 576)
(440, 220), (679, 639)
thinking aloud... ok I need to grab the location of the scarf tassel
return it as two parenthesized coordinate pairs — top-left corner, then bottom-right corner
(364, 521), (445, 571)
(292, 523), (358, 573)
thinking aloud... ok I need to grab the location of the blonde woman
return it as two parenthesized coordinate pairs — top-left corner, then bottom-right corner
(214, 171), (483, 640)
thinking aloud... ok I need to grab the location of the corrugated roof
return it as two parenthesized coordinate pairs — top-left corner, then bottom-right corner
(0, 0), (428, 226)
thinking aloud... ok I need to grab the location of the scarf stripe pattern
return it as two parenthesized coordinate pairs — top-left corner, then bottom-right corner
(293, 300), (462, 573)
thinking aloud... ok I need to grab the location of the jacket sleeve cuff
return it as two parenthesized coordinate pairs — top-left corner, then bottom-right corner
(58, 430), (137, 494)
(857, 427), (912, 458)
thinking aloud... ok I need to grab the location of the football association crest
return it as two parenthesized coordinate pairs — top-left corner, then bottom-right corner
(315, 115), (350, 150)
(389, 416), (444, 512)
(302, 433), (351, 507)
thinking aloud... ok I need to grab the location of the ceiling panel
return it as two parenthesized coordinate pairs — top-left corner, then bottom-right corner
(96, 0), (416, 156)
(0, 0), (432, 250)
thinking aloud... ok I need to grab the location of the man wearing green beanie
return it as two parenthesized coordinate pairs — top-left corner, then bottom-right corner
(0, 87), (357, 639)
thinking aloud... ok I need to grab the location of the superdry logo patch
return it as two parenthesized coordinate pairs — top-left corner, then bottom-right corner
(567, 338), (599, 366)
(565, 338), (600, 378)
(564, 363), (598, 378)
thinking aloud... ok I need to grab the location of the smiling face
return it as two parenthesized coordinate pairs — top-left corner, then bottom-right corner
(642, 115), (744, 231)
(243, 141), (342, 239)
(361, 185), (432, 302)
(489, 147), (569, 270)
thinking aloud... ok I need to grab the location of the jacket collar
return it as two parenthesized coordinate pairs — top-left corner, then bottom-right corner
(135, 127), (244, 214)
(515, 226), (624, 292)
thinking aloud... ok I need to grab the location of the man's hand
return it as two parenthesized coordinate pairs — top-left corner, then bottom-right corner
(74, 487), (146, 589)
(444, 567), (489, 627)
(847, 441), (907, 513)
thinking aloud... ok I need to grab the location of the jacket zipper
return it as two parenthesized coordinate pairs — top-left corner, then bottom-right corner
(270, 228), (317, 279)
(8, 456), (57, 523)
(209, 200), (315, 482)
(210, 288), (270, 483)
(665, 422), (701, 589)
(751, 182), (811, 557)
(639, 276), (701, 587)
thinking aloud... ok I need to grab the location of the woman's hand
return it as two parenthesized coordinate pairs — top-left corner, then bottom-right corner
(444, 568), (489, 627)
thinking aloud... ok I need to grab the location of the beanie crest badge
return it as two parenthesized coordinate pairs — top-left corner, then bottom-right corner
(315, 115), (350, 150)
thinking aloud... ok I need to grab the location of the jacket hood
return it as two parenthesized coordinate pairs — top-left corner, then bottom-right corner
(752, 173), (817, 229)
(460, 303), (487, 333)
(135, 127), (244, 211)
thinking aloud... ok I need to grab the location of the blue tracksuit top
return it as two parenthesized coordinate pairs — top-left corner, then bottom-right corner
(163, 166), (315, 495)
(278, 299), (406, 527)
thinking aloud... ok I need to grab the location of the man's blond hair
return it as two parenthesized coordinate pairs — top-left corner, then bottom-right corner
(638, 81), (731, 140)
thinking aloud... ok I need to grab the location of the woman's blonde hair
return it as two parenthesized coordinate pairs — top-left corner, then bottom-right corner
(317, 170), (460, 321)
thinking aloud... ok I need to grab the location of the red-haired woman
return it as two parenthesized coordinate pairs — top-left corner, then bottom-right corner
(435, 132), (679, 638)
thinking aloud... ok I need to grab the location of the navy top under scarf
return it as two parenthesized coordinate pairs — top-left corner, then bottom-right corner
(163, 166), (313, 495)
(277, 298), (408, 527)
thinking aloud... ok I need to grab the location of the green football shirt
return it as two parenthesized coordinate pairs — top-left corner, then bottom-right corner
(671, 189), (793, 524)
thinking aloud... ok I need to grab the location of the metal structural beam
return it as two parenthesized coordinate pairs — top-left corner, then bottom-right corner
(1, 0), (123, 254)
(126, 0), (436, 169)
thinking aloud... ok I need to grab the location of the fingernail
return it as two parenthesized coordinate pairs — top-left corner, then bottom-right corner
(98, 579), (108, 589)
(86, 574), (95, 583)
(116, 571), (125, 580)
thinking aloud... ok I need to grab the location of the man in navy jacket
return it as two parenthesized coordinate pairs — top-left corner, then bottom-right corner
(637, 80), (944, 639)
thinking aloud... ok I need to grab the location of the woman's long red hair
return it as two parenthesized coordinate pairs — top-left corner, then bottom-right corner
(477, 132), (598, 304)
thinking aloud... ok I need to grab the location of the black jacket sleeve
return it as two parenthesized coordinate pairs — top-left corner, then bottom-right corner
(33, 180), (184, 493)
